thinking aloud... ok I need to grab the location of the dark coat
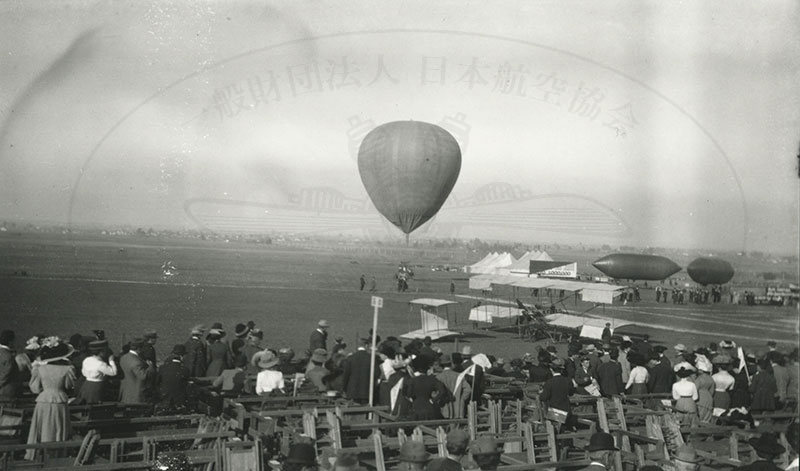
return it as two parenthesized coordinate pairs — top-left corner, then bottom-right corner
(540, 374), (574, 412)
(647, 360), (673, 394)
(342, 349), (377, 403)
(402, 374), (450, 420)
(596, 361), (624, 397)
(528, 364), (553, 383)
(573, 365), (595, 395)
(306, 365), (329, 392)
(0, 347), (20, 400)
(749, 370), (777, 412)
(158, 358), (190, 407)
(309, 329), (328, 352)
(119, 351), (154, 403)
(184, 336), (207, 378)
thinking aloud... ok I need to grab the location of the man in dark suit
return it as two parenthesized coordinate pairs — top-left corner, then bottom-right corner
(119, 337), (155, 403)
(596, 348), (624, 397)
(342, 337), (378, 404)
(309, 320), (330, 352)
(647, 351), (673, 394)
(158, 345), (190, 408)
(0, 330), (20, 402)
(539, 358), (575, 431)
(184, 325), (207, 377)
(139, 329), (158, 402)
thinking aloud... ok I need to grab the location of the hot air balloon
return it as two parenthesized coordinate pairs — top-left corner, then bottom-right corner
(358, 121), (461, 242)
(593, 253), (681, 281)
(687, 258), (734, 285)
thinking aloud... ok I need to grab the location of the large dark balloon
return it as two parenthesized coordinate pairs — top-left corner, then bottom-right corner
(687, 258), (734, 285)
(593, 253), (681, 281)
(358, 121), (461, 237)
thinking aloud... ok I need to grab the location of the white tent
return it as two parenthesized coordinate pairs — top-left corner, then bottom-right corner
(467, 252), (516, 275)
(464, 252), (497, 273)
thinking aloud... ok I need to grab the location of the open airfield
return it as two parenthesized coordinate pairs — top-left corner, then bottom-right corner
(1, 232), (797, 362)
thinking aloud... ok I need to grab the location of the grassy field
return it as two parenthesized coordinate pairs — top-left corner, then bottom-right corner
(1, 232), (797, 363)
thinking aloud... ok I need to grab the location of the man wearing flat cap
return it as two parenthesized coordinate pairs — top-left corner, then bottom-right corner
(119, 337), (155, 404)
(579, 431), (618, 470)
(310, 320), (330, 353)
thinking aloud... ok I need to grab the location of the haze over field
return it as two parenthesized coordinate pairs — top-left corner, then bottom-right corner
(1, 1), (798, 254)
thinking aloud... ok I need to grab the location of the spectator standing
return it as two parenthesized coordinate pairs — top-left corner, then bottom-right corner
(596, 349), (624, 397)
(539, 358), (575, 431)
(76, 340), (117, 404)
(672, 364), (698, 427)
(342, 338), (378, 405)
(184, 325), (207, 378)
(0, 330), (20, 402)
(158, 345), (190, 408)
(310, 320), (330, 352)
(119, 338), (155, 404)
(749, 359), (777, 414)
(205, 329), (230, 377)
(25, 338), (76, 461)
(711, 355), (735, 412)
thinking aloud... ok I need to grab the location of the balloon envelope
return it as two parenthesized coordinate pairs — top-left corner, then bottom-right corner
(593, 253), (681, 281)
(358, 121), (461, 236)
(687, 257), (735, 285)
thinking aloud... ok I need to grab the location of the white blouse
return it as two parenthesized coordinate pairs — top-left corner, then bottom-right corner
(672, 379), (698, 401)
(712, 370), (735, 392)
(82, 355), (117, 382)
(626, 366), (649, 389)
(256, 369), (285, 394)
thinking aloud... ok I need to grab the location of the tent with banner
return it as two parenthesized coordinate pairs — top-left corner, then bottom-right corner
(401, 298), (462, 340)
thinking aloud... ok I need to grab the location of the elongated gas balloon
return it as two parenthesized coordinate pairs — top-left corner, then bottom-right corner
(358, 121), (461, 240)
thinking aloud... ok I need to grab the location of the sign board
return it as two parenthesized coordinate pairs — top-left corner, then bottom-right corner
(537, 262), (578, 279)
(371, 296), (383, 308)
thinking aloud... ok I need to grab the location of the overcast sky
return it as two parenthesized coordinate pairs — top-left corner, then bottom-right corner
(1, 0), (798, 254)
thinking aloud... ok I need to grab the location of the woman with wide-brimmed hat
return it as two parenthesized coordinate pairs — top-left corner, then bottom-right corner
(254, 350), (285, 396)
(25, 336), (76, 460)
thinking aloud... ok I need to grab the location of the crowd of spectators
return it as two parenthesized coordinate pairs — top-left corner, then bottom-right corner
(0, 322), (798, 469)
